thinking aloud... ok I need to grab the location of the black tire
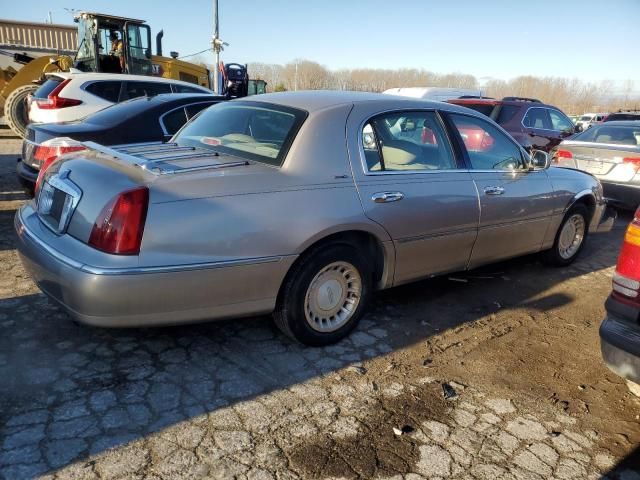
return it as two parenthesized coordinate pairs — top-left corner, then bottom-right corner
(543, 204), (589, 266)
(5, 84), (37, 139)
(273, 243), (372, 346)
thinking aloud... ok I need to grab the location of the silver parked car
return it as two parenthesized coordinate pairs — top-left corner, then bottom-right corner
(552, 121), (640, 209)
(15, 91), (614, 346)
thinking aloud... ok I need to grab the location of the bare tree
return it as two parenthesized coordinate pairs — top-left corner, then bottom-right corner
(242, 58), (640, 113)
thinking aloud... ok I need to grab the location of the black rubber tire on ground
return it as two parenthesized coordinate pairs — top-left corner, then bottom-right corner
(5, 84), (38, 139)
(543, 204), (590, 266)
(273, 243), (372, 346)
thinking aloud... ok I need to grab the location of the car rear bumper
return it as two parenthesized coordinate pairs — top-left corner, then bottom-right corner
(16, 159), (37, 193)
(600, 308), (640, 384)
(15, 207), (295, 328)
(601, 182), (640, 209)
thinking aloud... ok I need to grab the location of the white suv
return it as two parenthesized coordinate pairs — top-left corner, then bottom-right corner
(28, 72), (213, 124)
(576, 112), (608, 131)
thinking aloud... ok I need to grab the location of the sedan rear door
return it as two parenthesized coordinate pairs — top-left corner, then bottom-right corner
(347, 106), (480, 285)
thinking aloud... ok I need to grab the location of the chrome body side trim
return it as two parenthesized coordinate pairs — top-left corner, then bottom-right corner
(17, 208), (282, 276)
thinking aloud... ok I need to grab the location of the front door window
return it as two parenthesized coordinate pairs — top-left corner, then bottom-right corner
(448, 114), (527, 170)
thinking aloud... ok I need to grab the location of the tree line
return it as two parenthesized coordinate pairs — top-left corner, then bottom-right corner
(246, 59), (639, 114)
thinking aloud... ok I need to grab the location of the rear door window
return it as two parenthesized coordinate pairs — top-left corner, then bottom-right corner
(85, 81), (122, 103)
(362, 111), (456, 172)
(185, 102), (215, 119)
(161, 108), (188, 136)
(172, 84), (209, 94)
(124, 81), (172, 100)
(523, 107), (552, 130)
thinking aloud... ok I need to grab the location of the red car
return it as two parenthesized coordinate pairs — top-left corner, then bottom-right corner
(601, 208), (640, 396)
(448, 97), (579, 152)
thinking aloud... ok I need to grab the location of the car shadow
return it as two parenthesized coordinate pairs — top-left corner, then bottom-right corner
(0, 215), (630, 477)
(607, 445), (640, 477)
(0, 146), (635, 476)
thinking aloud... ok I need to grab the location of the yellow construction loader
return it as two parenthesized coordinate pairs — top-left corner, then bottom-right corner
(0, 12), (211, 138)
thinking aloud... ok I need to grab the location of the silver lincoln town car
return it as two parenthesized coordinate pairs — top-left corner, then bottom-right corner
(15, 91), (615, 345)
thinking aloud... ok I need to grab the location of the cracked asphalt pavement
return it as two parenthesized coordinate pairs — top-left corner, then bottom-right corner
(0, 133), (639, 479)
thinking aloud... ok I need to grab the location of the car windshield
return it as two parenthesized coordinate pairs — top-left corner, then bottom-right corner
(174, 102), (308, 167)
(580, 115), (592, 121)
(573, 125), (640, 146)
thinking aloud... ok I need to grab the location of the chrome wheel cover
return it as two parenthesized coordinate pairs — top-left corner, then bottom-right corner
(304, 261), (362, 333)
(558, 214), (586, 260)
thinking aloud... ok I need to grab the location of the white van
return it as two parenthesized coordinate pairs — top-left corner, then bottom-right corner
(576, 112), (608, 130)
(382, 87), (484, 102)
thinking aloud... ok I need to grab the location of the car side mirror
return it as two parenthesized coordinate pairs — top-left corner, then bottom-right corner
(574, 124), (583, 133)
(530, 150), (550, 169)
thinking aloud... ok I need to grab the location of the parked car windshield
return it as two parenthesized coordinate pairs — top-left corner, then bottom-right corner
(174, 102), (308, 167)
(572, 124), (640, 146)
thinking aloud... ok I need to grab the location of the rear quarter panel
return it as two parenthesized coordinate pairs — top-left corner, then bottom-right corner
(140, 103), (392, 266)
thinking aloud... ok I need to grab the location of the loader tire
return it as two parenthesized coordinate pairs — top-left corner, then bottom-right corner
(5, 84), (37, 139)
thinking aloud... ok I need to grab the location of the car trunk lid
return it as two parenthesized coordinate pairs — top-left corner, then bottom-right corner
(35, 142), (269, 246)
(559, 141), (640, 179)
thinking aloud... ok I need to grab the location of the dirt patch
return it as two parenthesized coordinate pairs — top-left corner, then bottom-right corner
(288, 383), (449, 479)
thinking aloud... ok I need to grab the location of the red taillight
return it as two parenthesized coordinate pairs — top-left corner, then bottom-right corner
(556, 150), (573, 159)
(33, 138), (86, 194)
(89, 187), (149, 255)
(612, 207), (640, 303)
(34, 79), (82, 109)
(623, 157), (640, 167)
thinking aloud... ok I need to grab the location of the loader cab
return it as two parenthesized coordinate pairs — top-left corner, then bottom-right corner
(74, 12), (152, 76)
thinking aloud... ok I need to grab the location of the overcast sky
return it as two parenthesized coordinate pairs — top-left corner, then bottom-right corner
(7, 0), (640, 93)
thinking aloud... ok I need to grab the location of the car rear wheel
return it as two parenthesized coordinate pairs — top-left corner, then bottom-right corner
(273, 244), (371, 346)
(544, 204), (589, 266)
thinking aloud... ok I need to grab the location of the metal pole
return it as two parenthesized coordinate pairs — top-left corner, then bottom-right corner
(212, 0), (220, 94)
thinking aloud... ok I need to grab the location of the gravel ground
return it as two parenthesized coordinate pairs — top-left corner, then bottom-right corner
(0, 133), (639, 480)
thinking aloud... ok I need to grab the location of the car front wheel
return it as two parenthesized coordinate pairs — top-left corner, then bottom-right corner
(274, 244), (371, 346)
(544, 204), (589, 266)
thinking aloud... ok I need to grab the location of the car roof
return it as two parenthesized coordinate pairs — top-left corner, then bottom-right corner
(149, 93), (224, 103)
(46, 71), (212, 89)
(234, 90), (479, 114)
(597, 120), (640, 126)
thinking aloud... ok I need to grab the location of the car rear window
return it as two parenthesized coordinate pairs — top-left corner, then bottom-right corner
(125, 81), (172, 99)
(574, 125), (640, 145)
(33, 77), (63, 99)
(85, 81), (121, 103)
(175, 101), (308, 167)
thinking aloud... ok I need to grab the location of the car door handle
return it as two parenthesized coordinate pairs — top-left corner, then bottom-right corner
(372, 192), (405, 203)
(483, 186), (505, 195)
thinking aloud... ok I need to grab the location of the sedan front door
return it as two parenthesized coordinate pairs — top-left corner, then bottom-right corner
(445, 112), (555, 269)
